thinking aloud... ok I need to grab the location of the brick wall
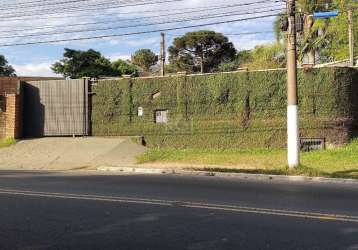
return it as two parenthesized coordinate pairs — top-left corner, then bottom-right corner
(5, 94), (22, 139)
(0, 78), (22, 139)
(0, 76), (64, 140)
(0, 112), (5, 138)
(0, 77), (19, 95)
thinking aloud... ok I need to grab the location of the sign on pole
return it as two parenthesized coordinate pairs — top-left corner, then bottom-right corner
(313, 11), (339, 19)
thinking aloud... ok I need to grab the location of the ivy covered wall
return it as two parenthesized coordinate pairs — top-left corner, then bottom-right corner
(91, 67), (358, 149)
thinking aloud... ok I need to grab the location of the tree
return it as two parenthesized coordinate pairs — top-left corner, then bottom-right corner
(52, 48), (115, 78)
(298, 0), (335, 64)
(168, 30), (236, 73)
(0, 55), (16, 76)
(240, 44), (286, 70)
(216, 50), (253, 72)
(274, 0), (334, 64)
(111, 59), (138, 76)
(131, 49), (158, 72)
(164, 64), (178, 74)
(236, 50), (253, 65)
(319, 0), (358, 61)
(217, 61), (240, 72)
(273, 15), (287, 43)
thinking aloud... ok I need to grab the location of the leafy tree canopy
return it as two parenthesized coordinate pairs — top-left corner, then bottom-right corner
(111, 59), (139, 77)
(168, 30), (236, 73)
(241, 44), (286, 70)
(0, 55), (16, 77)
(298, 0), (333, 13)
(274, 0), (357, 64)
(216, 50), (253, 72)
(52, 48), (116, 79)
(319, 0), (358, 61)
(131, 49), (158, 72)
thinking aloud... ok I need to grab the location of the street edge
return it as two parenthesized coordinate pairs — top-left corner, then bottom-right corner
(96, 166), (358, 185)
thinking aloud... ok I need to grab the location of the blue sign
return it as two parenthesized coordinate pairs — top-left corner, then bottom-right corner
(313, 11), (339, 19)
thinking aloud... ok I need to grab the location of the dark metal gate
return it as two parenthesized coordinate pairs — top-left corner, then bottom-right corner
(23, 79), (89, 137)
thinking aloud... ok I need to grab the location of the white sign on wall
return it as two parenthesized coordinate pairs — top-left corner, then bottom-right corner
(155, 110), (168, 123)
(138, 107), (144, 117)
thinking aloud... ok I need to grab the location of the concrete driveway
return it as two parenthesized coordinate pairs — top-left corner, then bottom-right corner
(0, 137), (147, 170)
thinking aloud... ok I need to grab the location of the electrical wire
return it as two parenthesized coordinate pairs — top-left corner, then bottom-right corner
(0, 13), (281, 47)
(0, 0), (283, 22)
(0, 0), (185, 19)
(166, 31), (275, 37)
(0, 7), (284, 39)
(0, 0), (116, 11)
(0, 1), (284, 33)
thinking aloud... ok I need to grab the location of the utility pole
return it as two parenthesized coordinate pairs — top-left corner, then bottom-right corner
(160, 32), (166, 76)
(287, 0), (300, 168)
(348, 7), (354, 67)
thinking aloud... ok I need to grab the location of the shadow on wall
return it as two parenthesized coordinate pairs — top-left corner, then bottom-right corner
(23, 83), (45, 138)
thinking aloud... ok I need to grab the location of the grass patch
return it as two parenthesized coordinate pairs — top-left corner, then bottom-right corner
(137, 139), (358, 179)
(0, 138), (17, 148)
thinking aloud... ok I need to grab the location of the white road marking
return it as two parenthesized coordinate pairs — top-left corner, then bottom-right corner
(0, 188), (357, 223)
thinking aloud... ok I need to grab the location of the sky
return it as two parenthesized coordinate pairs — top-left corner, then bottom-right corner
(0, 0), (284, 76)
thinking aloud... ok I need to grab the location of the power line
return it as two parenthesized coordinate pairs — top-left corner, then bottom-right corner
(0, 0), (148, 13)
(166, 31), (275, 37)
(1, 0), (123, 14)
(0, 13), (281, 47)
(0, 0), (112, 11)
(0, 0), (283, 22)
(0, 8), (284, 40)
(0, 0), (185, 19)
(2, 0), (91, 7)
(0, 1), (284, 33)
(0, 6), (284, 38)
(0, 1), (167, 17)
(2, 0), (284, 10)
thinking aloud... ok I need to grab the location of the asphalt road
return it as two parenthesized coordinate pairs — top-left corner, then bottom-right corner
(0, 171), (357, 250)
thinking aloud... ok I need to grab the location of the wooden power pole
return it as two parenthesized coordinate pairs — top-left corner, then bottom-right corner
(287, 0), (300, 168)
(160, 32), (166, 76)
(348, 8), (354, 67)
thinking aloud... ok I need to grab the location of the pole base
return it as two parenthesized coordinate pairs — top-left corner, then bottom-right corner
(287, 105), (300, 168)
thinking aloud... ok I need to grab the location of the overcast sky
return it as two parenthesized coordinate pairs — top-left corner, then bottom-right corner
(0, 0), (284, 76)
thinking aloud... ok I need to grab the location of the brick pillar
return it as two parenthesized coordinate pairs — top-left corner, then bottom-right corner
(5, 94), (22, 139)
(0, 112), (5, 138)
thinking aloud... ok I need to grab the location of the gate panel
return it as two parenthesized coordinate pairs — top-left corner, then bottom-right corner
(23, 79), (88, 137)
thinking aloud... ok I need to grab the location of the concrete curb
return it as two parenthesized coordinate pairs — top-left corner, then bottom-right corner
(97, 166), (358, 185)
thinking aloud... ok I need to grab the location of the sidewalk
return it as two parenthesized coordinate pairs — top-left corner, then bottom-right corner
(0, 137), (146, 171)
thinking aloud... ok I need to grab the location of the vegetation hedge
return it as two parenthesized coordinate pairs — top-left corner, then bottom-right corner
(91, 67), (358, 149)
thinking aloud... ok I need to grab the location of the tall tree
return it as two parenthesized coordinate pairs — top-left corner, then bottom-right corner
(0, 55), (16, 76)
(168, 30), (236, 73)
(52, 48), (115, 79)
(131, 49), (158, 72)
